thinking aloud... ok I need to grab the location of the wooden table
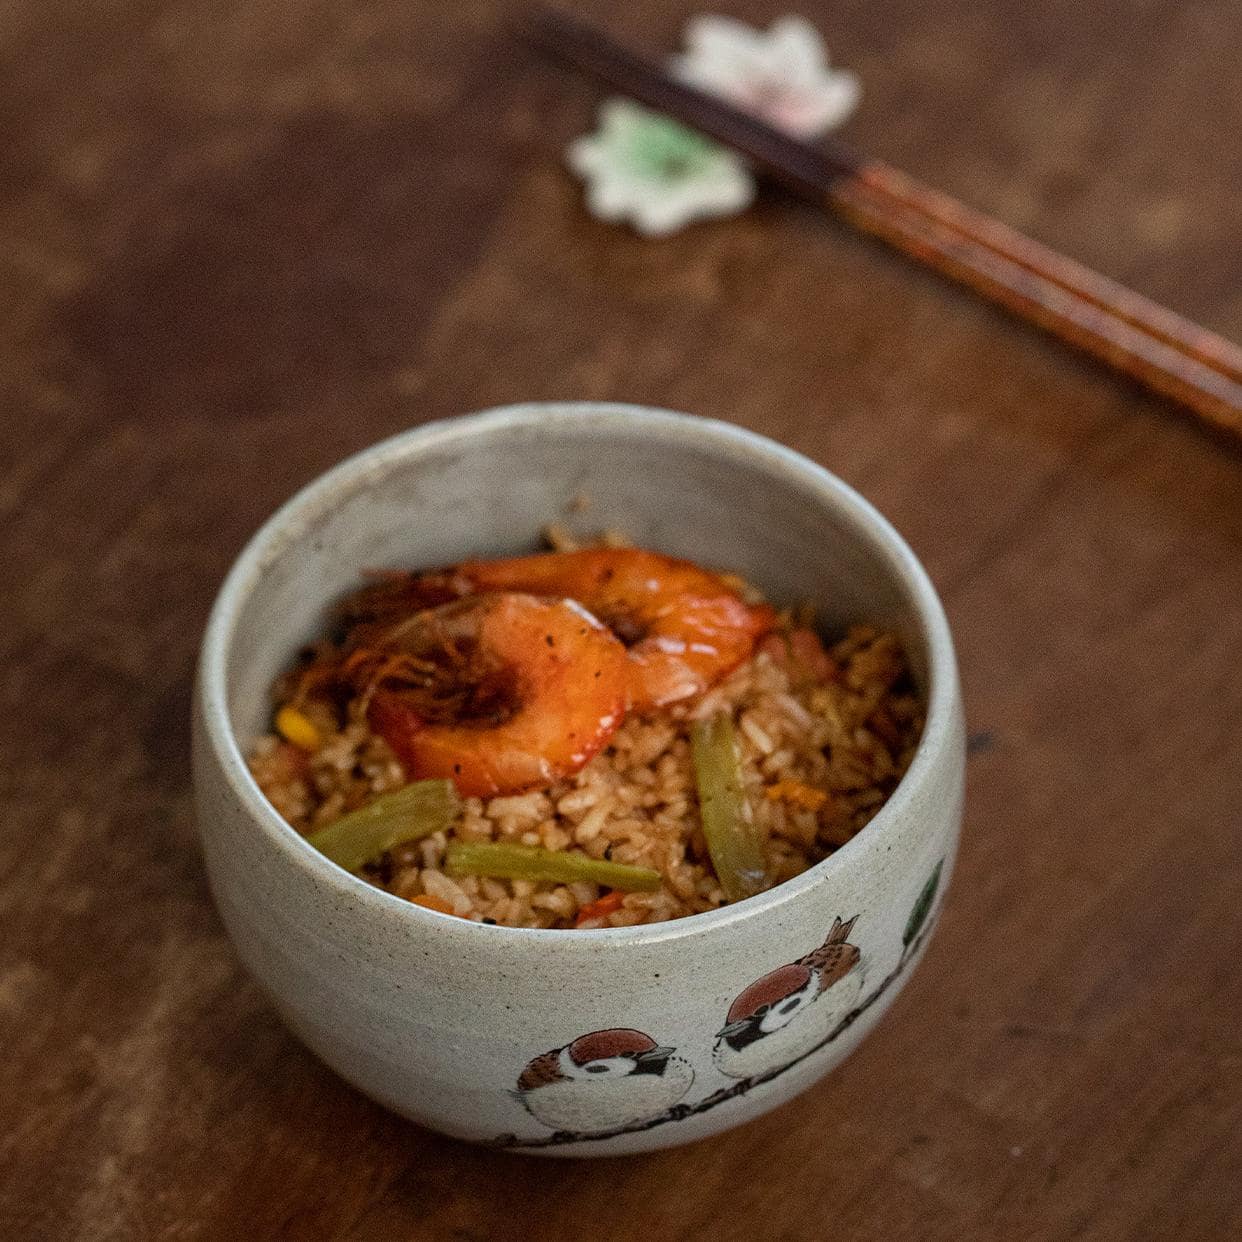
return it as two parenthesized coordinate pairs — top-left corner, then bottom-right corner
(3, 1), (1240, 1237)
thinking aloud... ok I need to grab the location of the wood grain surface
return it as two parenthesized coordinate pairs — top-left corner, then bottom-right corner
(2, 1), (1240, 1238)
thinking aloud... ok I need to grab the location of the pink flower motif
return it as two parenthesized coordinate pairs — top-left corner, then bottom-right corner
(565, 15), (862, 236)
(672, 15), (861, 139)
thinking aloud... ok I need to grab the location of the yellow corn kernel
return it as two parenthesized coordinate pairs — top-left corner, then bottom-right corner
(275, 705), (322, 752)
(764, 779), (828, 812)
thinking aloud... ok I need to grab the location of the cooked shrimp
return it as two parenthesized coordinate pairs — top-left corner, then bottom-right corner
(348, 593), (628, 798)
(385, 548), (776, 712)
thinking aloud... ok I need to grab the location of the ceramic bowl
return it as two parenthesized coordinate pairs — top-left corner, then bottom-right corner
(192, 402), (964, 1156)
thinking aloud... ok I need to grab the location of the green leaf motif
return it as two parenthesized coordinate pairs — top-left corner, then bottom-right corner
(903, 859), (944, 946)
(619, 110), (724, 182)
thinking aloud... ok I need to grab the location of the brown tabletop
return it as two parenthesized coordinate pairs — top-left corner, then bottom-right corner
(3, 1), (1241, 1238)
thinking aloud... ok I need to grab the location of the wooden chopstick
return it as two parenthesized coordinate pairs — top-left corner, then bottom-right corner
(527, 7), (1242, 443)
(849, 163), (1242, 385)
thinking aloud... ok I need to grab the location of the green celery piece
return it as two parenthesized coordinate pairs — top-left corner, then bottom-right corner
(691, 714), (767, 902)
(444, 842), (661, 892)
(306, 780), (460, 872)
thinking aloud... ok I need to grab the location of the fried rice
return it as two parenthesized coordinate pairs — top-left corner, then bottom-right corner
(249, 605), (923, 929)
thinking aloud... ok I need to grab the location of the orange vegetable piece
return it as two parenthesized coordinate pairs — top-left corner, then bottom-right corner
(759, 627), (838, 685)
(410, 893), (457, 915)
(764, 779), (829, 812)
(574, 890), (626, 926)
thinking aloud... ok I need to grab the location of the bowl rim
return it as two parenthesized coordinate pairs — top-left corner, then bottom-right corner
(196, 401), (961, 946)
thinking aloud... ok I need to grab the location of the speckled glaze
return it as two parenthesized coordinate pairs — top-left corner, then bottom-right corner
(192, 403), (964, 1156)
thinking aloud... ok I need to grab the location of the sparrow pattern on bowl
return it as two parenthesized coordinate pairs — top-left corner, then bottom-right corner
(494, 860), (943, 1150)
(515, 1028), (696, 1135)
(712, 915), (863, 1080)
